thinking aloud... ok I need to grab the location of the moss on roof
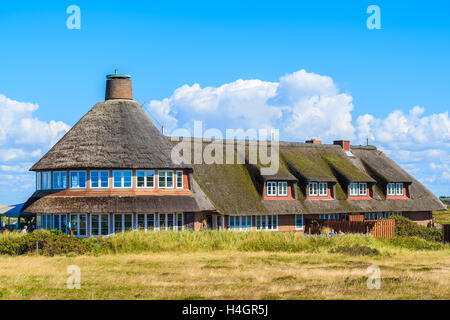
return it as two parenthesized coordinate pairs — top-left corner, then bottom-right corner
(324, 153), (375, 182)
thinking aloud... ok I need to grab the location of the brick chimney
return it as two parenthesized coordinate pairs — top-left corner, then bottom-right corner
(305, 139), (322, 144)
(105, 70), (133, 100)
(333, 140), (350, 152)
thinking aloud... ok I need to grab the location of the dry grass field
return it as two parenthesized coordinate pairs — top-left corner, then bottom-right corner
(0, 249), (449, 300)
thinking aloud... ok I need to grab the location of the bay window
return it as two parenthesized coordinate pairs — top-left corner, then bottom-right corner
(136, 170), (155, 188)
(158, 170), (174, 189)
(70, 171), (87, 189)
(113, 170), (132, 188)
(91, 170), (109, 188)
(53, 171), (67, 189)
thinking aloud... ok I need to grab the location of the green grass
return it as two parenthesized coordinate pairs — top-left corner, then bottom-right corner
(0, 230), (448, 256)
(434, 207), (450, 225)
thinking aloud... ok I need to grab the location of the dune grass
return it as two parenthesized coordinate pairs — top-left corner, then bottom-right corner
(434, 207), (450, 225)
(0, 249), (449, 300)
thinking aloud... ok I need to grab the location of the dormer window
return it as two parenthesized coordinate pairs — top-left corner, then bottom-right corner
(70, 171), (87, 189)
(266, 181), (288, 197)
(387, 183), (404, 196)
(158, 170), (174, 189)
(53, 171), (67, 189)
(136, 170), (155, 188)
(36, 172), (41, 190)
(309, 182), (328, 197)
(349, 182), (367, 196)
(113, 170), (132, 188)
(42, 171), (51, 190)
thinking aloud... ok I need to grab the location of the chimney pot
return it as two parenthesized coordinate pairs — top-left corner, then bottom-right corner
(105, 73), (133, 100)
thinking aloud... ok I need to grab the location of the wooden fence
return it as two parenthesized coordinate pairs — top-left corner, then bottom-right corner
(304, 218), (396, 239)
(443, 224), (450, 243)
(369, 219), (395, 239)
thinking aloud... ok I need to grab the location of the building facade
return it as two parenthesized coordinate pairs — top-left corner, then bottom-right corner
(22, 74), (446, 236)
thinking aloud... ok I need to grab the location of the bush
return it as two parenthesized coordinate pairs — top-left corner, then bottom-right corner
(392, 216), (442, 242)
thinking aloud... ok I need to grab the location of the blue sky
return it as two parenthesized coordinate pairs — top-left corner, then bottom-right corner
(0, 0), (449, 204)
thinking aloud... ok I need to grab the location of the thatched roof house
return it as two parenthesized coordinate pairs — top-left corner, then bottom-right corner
(21, 73), (445, 235)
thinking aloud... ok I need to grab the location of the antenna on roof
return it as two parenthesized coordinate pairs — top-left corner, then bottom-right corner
(145, 105), (166, 135)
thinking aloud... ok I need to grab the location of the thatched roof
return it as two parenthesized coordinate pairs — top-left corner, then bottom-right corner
(170, 139), (445, 215)
(31, 100), (190, 171)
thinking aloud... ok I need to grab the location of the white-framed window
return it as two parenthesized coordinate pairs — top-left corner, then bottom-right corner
(136, 170), (155, 188)
(308, 182), (318, 196)
(255, 215), (278, 231)
(349, 182), (368, 196)
(69, 214), (87, 237)
(36, 172), (41, 190)
(349, 183), (358, 196)
(53, 214), (68, 233)
(266, 181), (277, 196)
(387, 183), (396, 196)
(396, 183), (404, 196)
(90, 214), (109, 236)
(42, 171), (51, 190)
(113, 170), (132, 188)
(53, 171), (67, 190)
(157, 213), (183, 231)
(70, 171), (87, 189)
(158, 170), (174, 189)
(90, 170), (109, 188)
(113, 214), (133, 233)
(295, 214), (304, 230)
(278, 182), (288, 196)
(387, 182), (404, 196)
(359, 183), (367, 196)
(176, 171), (184, 189)
(229, 216), (252, 231)
(318, 183), (328, 196)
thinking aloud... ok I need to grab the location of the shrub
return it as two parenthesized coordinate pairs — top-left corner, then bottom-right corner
(392, 216), (442, 242)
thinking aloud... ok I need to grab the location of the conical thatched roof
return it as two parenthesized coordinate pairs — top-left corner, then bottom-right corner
(31, 100), (190, 170)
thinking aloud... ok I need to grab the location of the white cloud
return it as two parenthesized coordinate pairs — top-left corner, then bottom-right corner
(148, 69), (354, 141)
(0, 94), (70, 204)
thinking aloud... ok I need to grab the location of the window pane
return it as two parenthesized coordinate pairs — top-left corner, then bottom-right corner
(79, 172), (86, 188)
(147, 214), (154, 231)
(176, 171), (183, 188)
(101, 215), (109, 235)
(70, 215), (78, 235)
(114, 171), (122, 188)
(146, 171), (154, 188)
(177, 214), (183, 230)
(91, 214), (99, 236)
(159, 171), (166, 188)
(91, 171), (99, 188)
(124, 171), (132, 188)
(167, 214), (174, 230)
(137, 214), (145, 230)
(159, 214), (166, 230)
(137, 171), (145, 187)
(100, 171), (109, 188)
(36, 172), (41, 190)
(167, 171), (173, 188)
(79, 215), (87, 236)
(124, 214), (132, 231)
(114, 215), (122, 233)
(53, 215), (59, 230)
